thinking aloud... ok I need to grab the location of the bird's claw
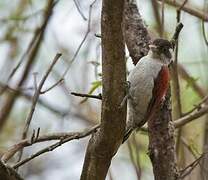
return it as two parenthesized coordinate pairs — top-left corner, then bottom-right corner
(119, 81), (131, 109)
(125, 81), (131, 92)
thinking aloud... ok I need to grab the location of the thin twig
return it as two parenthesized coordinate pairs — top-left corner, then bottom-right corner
(17, 53), (62, 163)
(179, 152), (208, 179)
(22, 53), (61, 139)
(0, 82), (69, 117)
(40, 78), (64, 94)
(202, 20), (208, 46)
(62, 0), (97, 78)
(172, 3), (184, 158)
(2, 125), (99, 163)
(174, 104), (208, 128)
(171, 22), (184, 45)
(151, 0), (163, 37)
(157, 0), (208, 21)
(181, 137), (208, 175)
(71, 92), (102, 100)
(0, 0), (55, 130)
(73, 0), (87, 21)
(177, 0), (188, 12)
(178, 64), (206, 98)
(161, 0), (165, 37)
(182, 95), (208, 116)
(12, 124), (99, 169)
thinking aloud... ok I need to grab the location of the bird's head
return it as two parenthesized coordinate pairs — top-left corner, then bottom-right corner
(149, 38), (173, 64)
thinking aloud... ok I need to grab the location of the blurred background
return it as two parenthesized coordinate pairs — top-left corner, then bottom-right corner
(0, 0), (207, 179)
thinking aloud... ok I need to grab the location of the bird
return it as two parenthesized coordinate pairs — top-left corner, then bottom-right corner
(123, 38), (173, 142)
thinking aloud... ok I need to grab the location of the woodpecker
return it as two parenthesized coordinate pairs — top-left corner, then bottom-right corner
(123, 38), (173, 142)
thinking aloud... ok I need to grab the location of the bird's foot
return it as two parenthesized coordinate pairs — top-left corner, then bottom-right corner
(119, 81), (131, 108)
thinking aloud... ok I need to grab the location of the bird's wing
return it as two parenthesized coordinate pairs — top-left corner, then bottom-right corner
(145, 65), (170, 120)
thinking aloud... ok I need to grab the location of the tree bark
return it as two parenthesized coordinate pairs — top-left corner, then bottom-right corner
(148, 90), (179, 180)
(123, 0), (150, 65)
(123, 1), (179, 179)
(80, 0), (126, 179)
(0, 161), (23, 180)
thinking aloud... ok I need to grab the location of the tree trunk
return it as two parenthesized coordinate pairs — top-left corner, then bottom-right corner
(148, 90), (179, 180)
(80, 0), (126, 179)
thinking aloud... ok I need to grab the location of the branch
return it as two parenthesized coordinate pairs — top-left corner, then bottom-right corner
(73, 0), (87, 21)
(0, 0), (55, 130)
(170, 7), (183, 160)
(178, 64), (206, 98)
(171, 23), (184, 44)
(157, 0), (208, 21)
(80, 0), (126, 179)
(179, 152), (208, 179)
(174, 104), (208, 128)
(62, 0), (96, 78)
(17, 53), (61, 163)
(1, 125), (99, 163)
(0, 161), (23, 180)
(150, 0), (163, 37)
(0, 82), (69, 117)
(12, 125), (99, 169)
(22, 53), (62, 139)
(123, 0), (181, 179)
(148, 89), (179, 180)
(40, 78), (64, 94)
(182, 95), (208, 116)
(71, 92), (102, 100)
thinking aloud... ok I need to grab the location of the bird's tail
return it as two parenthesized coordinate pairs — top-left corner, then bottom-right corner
(122, 126), (134, 143)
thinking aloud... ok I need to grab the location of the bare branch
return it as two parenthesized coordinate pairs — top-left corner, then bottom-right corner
(71, 92), (102, 100)
(178, 64), (206, 98)
(202, 20), (208, 46)
(0, 0), (55, 130)
(182, 95), (208, 116)
(0, 161), (23, 180)
(62, 0), (97, 77)
(73, 0), (87, 21)
(22, 53), (62, 139)
(2, 124), (99, 164)
(174, 104), (208, 128)
(0, 82), (69, 117)
(12, 125), (99, 169)
(17, 53), (62, 163)
(40, 78), (64, 94)
(171, 22), (184, 44)
(170, 7), (183, 160)
(179, 152), (208, 179)
(157, 0), (208, 21)
(151, 0), (163, 37)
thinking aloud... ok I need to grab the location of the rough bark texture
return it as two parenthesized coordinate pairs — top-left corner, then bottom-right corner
(0, 161), (23, 180)
(123, 1), (178, 179)
(148, 90), (179, 180)
(80, 0), (126, 179)
(123, 0), (150, 65)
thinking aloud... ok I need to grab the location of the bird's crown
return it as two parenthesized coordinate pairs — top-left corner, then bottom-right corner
(152, 38), (173, 49)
